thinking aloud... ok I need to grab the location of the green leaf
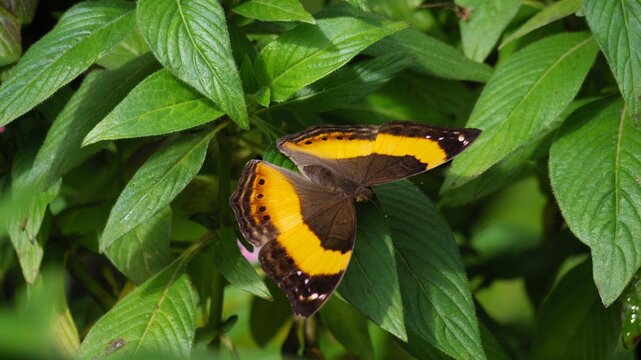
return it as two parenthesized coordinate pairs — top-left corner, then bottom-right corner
(233, 0), (315, 24)
(286, 54), (411, 112)
(343, 0), (369, 11)
(77, 246), (201, 359)
(584, 0), (641, 120)
(443, 32), (598, 192)
(531, 261), (621, 359)
(550, 98), (641, 305)
(2, 0), (38, 24)
(106, 207), (172, 285)
(500, 0), (581, 49)
(83, 69), (223, 145)
(375, 182), (485, 359)
(96, 26), (150, 69)
(249, 280), (292, 346)
(262, 145), (297, 171)
(137, 0), (248, 128)
(8, 149), (60, 284)
(254, 16), (407, 102)
(439, 97), (599, 207)
(367, 28), (493, 82)
(455, 0), (521, 62)
(0, 8), (21, 66)
(211, 228), (271, 300)
(339, 204), (406, 342)
(0, 1), (136, 127)
(100, 129), (215, 251)
(30, 54), (159, 190)
(320, 296), (374, 358)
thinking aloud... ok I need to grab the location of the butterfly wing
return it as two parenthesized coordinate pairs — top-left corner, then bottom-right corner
(277, 121), (481, 186)
(229, 160), (355, 317)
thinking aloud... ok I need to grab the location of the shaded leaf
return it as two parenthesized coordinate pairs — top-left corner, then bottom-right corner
(2, 0), (38, 24)
(100, 129), (215, 251)
(77, 247), (201, 359)
(286, 54), (411, 112)
(254, 16), (406, 102)
(443, 32), (598, 192)
(233, 0), (315, 24)
(375, 182), (485, 359)
(137, 0), (248, 127)
(0, 8), (20, 66)
(0, 0), (136, 127)
(456, 0), (521, 62)
(531, 261), (621, 359)
(550, 98), (641, 305)
(584, 0), (641, 120)
(320, 296), (374, 358)
(211, 228), (271, 300)
(249, 280), (292, 346)
(622, 273), (641, 349)
(500, 0), (581, 49)
(339, 204), (406, 341)
(106, 207), (172, 284)
(83, 69), (223, 145)
(30, 54), (159, 190)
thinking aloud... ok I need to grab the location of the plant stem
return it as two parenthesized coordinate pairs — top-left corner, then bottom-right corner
(67, 256), (116, 311)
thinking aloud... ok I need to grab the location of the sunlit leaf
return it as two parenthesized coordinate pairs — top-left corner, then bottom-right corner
(137, 0), (248, 127)
(0, 1), (136, 127)
(233, 0), (315, 24)
(443, 32), (598, 192)
(83, 69), (223, 145)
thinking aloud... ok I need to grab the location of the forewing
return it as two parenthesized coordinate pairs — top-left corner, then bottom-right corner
(229, 160), (356, 317)
(277, 121), (481, 187)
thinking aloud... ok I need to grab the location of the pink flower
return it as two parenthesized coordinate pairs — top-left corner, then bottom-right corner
(237, 239), (259, 264)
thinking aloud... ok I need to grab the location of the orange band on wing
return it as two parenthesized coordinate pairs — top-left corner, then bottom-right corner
(252, 163), (350, 276)
(281, 132), (447, 168)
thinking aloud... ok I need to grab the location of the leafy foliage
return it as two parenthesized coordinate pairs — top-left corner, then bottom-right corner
(0, 1), (639, 359)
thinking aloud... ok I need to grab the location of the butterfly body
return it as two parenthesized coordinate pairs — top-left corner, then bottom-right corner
(230, 121), (481, 317)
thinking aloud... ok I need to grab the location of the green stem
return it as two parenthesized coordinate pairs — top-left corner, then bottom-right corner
(67, 256), (116, 310)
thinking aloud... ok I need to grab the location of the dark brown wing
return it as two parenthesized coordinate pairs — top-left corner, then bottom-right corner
(277, 121), (481, 187)
(229, 160), (355, 317)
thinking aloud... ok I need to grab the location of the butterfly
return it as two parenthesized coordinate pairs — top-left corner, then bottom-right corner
(229, 121), (481, 317)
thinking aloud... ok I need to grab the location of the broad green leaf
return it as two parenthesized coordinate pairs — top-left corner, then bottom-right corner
(254, 16), (406, 102)
(83, 70), (223, 145)
(320, 296), (374, 358)
(375, 182), (485, 359)
(100, 129), (215, 251)
(137, 0), (248, 127)
(443, 32), (598, 192)
(500, 0), (581, 49)
(439, 97), (599, 207)
(550, 98), (641, 305)
(367, 28), (493, 82)
(211, 228), (271, 300)
(30, 54), (159, 191)
(584, 0), (641, 120)
(106, 207), (172, 284)
(96, 27), (150, 69)
(531, 261), (621, 359)
(456, 0), (521, 62)
(233, 0), (315, 24)
(0, 8), (20, 66)
(0, 1), (136, 127)
(286, 54), (411, 112)
(339, 204), (406, 341)
(77, 247), (200, 359)
(479, 321), (510, 360)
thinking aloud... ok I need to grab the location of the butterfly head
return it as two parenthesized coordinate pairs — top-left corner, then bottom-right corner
(354, 187), (373, 202)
